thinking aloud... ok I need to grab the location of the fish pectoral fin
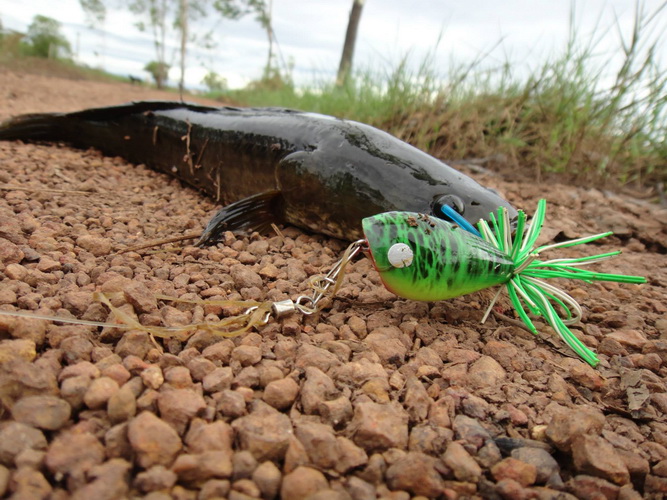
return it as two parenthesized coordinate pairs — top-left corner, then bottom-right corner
(196, 190), (285, 246)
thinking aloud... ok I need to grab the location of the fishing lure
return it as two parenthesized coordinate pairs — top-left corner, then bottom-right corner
(360, 200), (646, 366)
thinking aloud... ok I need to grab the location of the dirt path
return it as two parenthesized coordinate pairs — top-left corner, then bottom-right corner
(0, 70), (666, 499)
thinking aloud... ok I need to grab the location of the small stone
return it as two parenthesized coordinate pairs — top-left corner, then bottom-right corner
(572, 435), (630, 485)
(76, 234), (112, 256)
(545, 407), (605, 452)
(452, 415), (493, 450)
(567, 475), (620, 499)
(491, 457), (537, 487)
(70, 458), (131, 500)
(294, 421), (339, 469)
(562, 359), (606, 391)
(511, 447), (560, 484)
(231, 264), (263, 289)
(263, 377), (299, 410)
(403, 376), (431, 423)
(157, 388), (207, 434)
(108, 384), (137, 423)
(0, 237), (24, 265)
(105, 423), (133, 461)
(171, 451), (233, 482)
(217, 389), (248, 418)
(467, 356), (506, 388)
(141, 364), (164, 390)
(232, 450), (257, 480)
(232, 401), (293, 461)
(252, 461), (282, 500)
(607, 329), (648, 349)
(203, 366), (233, 393)
(280, 466), (328, 500)
(123, 281), (158, 314)
(83, 376), (120, 409)
(11, 395), (71, 430)
(0, 338), (36, 363)
(295, 343), (341, 372)
(386, 451), (446, 497)
(232, 345), (262, 366)
(364, 327), (408, 365)
(45, 432), (105, 480)
(182, 422), (230, 455)
(128, 411), (182, 468)
(443, 441), (482, 483)
(0, 464), (8, 496)
(0, 422), (47, 466)
(9, 467), (51, 499)
(134, 465), (178, 493)
(301, 366), (338, 415)
(350, 401), (409, 452)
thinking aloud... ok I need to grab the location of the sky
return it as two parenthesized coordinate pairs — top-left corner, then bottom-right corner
(1, 0), (665, 90)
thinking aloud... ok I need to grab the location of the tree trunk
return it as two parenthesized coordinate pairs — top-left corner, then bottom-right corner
(336, 0), (365, 87)
(178, 0), (188, 96)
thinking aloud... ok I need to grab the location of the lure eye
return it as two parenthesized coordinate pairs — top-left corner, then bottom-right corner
(433, 195), (465, 216)
(387, 243), (413, 268)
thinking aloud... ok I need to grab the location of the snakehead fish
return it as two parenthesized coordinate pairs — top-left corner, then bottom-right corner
(0, 101), (518, 244)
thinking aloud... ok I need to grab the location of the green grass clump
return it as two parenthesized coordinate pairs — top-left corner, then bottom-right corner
(222, 4), (666, 190)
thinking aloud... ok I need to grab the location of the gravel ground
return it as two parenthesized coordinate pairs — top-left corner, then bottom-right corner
(1, 70), (667, 500)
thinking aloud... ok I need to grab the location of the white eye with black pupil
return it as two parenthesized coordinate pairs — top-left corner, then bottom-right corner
(387, 243), (413, 268)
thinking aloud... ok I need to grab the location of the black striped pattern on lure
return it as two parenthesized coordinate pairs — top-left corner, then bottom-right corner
(362, 211), (515, 301)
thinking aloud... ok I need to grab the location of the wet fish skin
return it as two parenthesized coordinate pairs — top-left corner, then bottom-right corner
(0, 101), (518, 242)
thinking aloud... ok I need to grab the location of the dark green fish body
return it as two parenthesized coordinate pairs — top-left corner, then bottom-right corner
(0, 102), (518, 242)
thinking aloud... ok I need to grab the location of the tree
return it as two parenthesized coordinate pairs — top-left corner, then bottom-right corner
(25, 15), (72, 59)
(144, 60), (170, 88)
(81, 0), (268, 92)
(336, 0), (365, 87)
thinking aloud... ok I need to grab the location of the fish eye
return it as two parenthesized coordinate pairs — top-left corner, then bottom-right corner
(387, 243), (413, 268)
(433, 195), (465, 216)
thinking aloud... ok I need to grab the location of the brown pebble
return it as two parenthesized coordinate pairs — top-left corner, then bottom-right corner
(491, 457), (538, 487)
(108, 384), (137, 423)
(157, 388), (207, 435)
(350, 401), (408, 452)
(0, 422), (47, 466)
(203, 366), (233, 393)
(127, 411), (182, 468)
(134, 465), (178, 493)
(252, 460), (282, 500)
(263, 377), (299, 410)
(232, 401), (293, 461)
(443, 441), (483, 483)
(9, 467), (51, 499)
(83, 376), (120, 409)
(171, 450), (233, 482)
(572, 435), (630, 485)
(45, 431), (105, 481)
(76, 234), (112, 256)
(11, 395), (71, 430)
(280, 466), (329, 500)
(386, 451), (446, 497)
(545, 407), (605, 452)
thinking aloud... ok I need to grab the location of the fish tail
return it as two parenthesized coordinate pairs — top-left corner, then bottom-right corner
(0, 112), (66, 141)
(478, 199), (647, 367)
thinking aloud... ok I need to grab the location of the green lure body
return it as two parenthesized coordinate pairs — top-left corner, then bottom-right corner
(362, 212), (515, 301)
